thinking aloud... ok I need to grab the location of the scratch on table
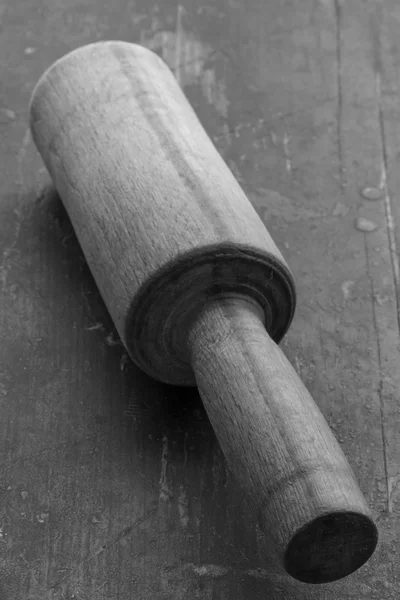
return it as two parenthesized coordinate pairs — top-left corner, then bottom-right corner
(334, 0), (345, 192)
(183, 563), (288, 582)
(85, 322), (104, 331)
(282, 132), (292, 173)
(0, 432), (100, 477)
(159, 435), (173, 501)
(88, 580), (108, 597)
(366, 239), (390, 512)
(51, 507), (158, 593)
(93, 508), (159, 558)
(376, 74), (400, 331)
(190, 564), (230, 577)
(371, 21), (400, 516)
(369, 2), (400, 329)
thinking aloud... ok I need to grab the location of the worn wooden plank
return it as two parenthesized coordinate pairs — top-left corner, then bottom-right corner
(330, 3), (400, 596)
(0, 0), (399, 598)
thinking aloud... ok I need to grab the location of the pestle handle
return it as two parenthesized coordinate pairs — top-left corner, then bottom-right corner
(188, 294), (378, 584)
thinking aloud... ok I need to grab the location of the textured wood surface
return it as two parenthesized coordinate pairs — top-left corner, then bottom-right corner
(0, 0), (399, 598)
(30, 39), (377, 583)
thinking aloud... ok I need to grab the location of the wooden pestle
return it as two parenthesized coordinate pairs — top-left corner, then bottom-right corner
(29, 41), (378, 584)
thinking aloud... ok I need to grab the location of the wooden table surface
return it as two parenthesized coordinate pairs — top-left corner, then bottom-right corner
(0, 0), (399, 598)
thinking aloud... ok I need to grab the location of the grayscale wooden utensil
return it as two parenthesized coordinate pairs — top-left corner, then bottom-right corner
(29, 41), (378, 585)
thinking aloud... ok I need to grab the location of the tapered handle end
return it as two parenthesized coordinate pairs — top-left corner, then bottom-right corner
(188, 295), (378, 583)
